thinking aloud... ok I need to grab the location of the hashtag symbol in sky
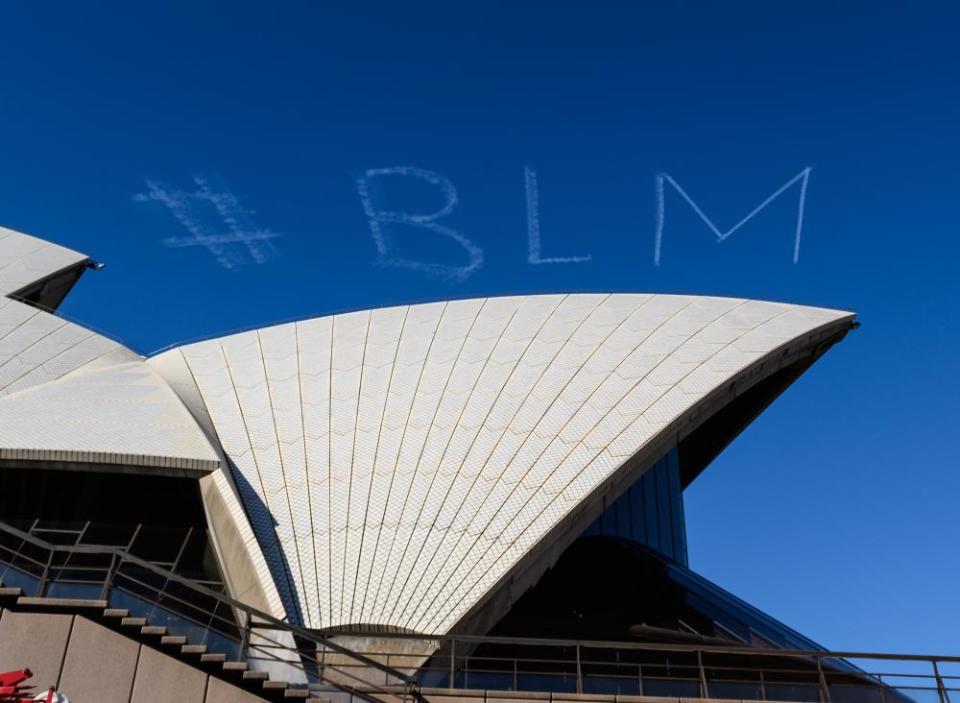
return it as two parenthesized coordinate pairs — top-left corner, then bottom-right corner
(134, 174), (281, 270)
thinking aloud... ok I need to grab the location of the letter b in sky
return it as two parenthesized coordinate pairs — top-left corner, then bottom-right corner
(356, 167), (483, 282)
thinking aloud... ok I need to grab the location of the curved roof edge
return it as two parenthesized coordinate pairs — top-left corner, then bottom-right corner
(148, 349), (291, 622)
(0, 451), (217, 475)
(447, 310), (853, 637)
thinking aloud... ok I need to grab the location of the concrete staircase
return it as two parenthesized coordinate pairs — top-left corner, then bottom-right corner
(0, 584), (341, 702)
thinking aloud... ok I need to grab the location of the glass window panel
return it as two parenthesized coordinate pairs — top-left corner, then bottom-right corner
(129, 525), (190, 563)
(600, 500), (616, 536)
(630, 480), (646, 543)
(615, 493), (632, 537)
(643, 468), (660, 551)
(583, 675), (641, 695)
(654, 461), (673, 558)
(81, 522), (137, 547)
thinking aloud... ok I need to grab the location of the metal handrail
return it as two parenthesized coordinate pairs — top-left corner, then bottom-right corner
(307, 631), (957, 703)
(320, 629), (960, 664)
(0, 519), (422, 702)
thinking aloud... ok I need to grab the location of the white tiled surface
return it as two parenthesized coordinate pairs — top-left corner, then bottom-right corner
(158, 294), (853, 633)
(0, 297), (139, 396)
(0, 360), (221, 470)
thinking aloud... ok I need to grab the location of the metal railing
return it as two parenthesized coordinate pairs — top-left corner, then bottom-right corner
(0, 520), (422, 703)
(305, 631), (959, 703)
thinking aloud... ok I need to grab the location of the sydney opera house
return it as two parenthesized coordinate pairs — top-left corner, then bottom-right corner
(0, 227), (947, 703)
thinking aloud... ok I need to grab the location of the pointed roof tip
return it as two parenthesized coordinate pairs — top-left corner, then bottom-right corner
(0, 230), (140, 398)
(0, 226), (93, 312)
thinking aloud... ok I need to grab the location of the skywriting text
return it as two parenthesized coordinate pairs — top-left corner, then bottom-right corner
(356, 165), (811, 281)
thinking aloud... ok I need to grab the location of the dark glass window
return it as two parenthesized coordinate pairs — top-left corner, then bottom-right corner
(0, 466), (226, 593)
(584, 446), (688, 565)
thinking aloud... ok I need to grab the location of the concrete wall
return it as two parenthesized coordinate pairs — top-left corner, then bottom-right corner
(0, 609), (266, 703)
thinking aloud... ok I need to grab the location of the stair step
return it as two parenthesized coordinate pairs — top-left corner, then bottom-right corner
(0, 588), (389, 703)
(17, 596), (108, 611)
(0, 587), (23, 600)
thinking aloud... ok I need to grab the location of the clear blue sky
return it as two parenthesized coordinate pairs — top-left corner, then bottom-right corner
(0, 2), (956, 655)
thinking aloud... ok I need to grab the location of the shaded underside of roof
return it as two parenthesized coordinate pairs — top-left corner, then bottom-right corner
(152, 294), (855, 635)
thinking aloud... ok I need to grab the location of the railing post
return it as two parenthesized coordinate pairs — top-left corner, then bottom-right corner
(99, 553), (118, 601)
(638, 663), (643, 697)
(449, 638), (455, 690)
(576, 645), (583, 694)
(697, 649), (708, 699)
(760, 670), (767, 701)
(238, 611), (251, 661)
(817, 656), (831, 703)
(933, 660), (951, 703)
(37, 549), (54, 596)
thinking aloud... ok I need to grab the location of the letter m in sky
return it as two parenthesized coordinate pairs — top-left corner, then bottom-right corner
(653, 168), (811, 266)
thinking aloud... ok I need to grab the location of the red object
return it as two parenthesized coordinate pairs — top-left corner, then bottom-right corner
(0, 668), (52, 703)
(0, 668), (30, 688)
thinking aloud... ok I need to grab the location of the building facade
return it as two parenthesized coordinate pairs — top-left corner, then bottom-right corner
(0, 227), (893, 703)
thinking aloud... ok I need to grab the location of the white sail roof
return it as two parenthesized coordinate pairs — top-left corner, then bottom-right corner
(152, 294), (854, 634)
(0, 228), (219, 472)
